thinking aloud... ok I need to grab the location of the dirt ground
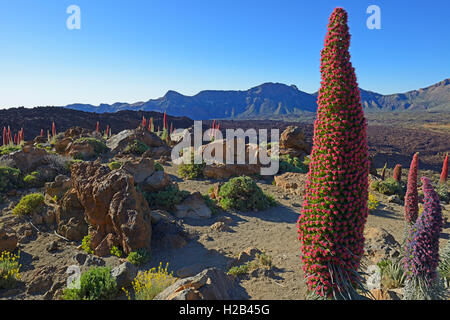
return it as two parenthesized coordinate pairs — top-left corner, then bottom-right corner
(1, 162), (448, 300)
(151, 164), (450, 300)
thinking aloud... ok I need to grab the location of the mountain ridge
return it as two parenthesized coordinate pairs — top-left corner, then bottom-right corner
(57, 78), (450, 119)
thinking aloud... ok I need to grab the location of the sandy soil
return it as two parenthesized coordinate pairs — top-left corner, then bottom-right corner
(151, 163), (450, 300)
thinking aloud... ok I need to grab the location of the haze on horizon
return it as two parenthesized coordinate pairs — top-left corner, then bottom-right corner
(0, 0), (449, 109)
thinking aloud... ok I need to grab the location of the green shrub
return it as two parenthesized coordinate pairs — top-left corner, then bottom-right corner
(12, 193), (44, 216)
(62, 266), (117, 300)
(371, 178), (404, 196)
(74, 137), (109, 156)
(227, 264), (249, 276)
(227, 252), (273, 277)
(179, 163), (205, 179)
(110, 246), (123, 258)
(81, 234), (94, 254)
(218, 176), (277, 212)
(0, 166), (21, 193)
(178, 152), (205, 179)
(439, 240), (450, 288)
(0, 144), (22, 156)
(202, 194), (219, 215)
(377, 259), (406, 289)
(278, 155), (308, 174)
(127, 249), (151, 267)
(108, 161), (122, 170)
(154, 162), (164, 172)
(124, 139), (149, 155)
(23, 171), (43, 188)
(144, 185), (189, 210)
(436, 183), (449, 203)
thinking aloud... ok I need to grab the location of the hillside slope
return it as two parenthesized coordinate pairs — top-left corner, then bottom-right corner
(61, 79), (450, 119)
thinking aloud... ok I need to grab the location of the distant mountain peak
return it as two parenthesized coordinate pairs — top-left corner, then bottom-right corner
(62, 79), (450, 119)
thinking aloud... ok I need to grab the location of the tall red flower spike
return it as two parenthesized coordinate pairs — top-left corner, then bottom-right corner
(405, 153), (419, 224)
(41, 129), (44, 137)
(3, 127), (7, 146)
(8, 126), (12, 144)
(142, 116), (147, 128)
(96, 121), (100, 133)
(297, 7), (369, 299)
(163, 112), (167, 130)
(440, 154), (448, 185)
(393, 164), (402, 182)
(106, 125), (110, 137)
(52, 122), (56, 137)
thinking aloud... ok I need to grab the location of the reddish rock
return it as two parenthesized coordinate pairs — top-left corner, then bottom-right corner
(279, 126), (310, 158)
(56, 188), (88, 241)
(274, 172), (308, 196)
(0, 226), (18, 252)
(71, 161), (152, 256)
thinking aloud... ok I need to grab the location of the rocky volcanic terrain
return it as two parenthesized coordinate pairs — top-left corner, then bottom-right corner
(0, 120), (449, 300)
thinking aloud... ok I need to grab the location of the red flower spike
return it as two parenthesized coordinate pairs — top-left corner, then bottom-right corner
(440, 154), (448, 185)
(297, 7), (369, 298)
(405, 153), (419, 224)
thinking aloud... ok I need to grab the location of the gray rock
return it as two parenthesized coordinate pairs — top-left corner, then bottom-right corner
(174, 192), (212, 219)
(72, 252), (88, 265)
(154, 268), (248, 300)
(83, 255), (106, 267)
(111, 262), (138, 289)
(387, 195), (402, 204)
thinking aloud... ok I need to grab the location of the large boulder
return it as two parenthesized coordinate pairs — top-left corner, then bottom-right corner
(174, 192), (212, 219)
(1, 145), (48, 173)
(279, 126), (310, 158)
(203, 164), (261, 180)
(154, 268), (248, 300)
(364, 227), (401, 263)
(66, 140), (96, 159)
(111, 262), (138, 289)
(0, 226), (18, 252)
(273, 172), (308, 196)
(55, 188), (88, 241)
(141, 170), (172, 192)
(71, 161), (152, 256)
(45, 175), (72, 199)
(200, 138), (268, 180)
(107, 128), (164, 155)
(121, 156), (155, 184)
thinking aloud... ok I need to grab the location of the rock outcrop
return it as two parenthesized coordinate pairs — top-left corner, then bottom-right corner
(1, 145), (48, 173)
(174, 192), (212, 219)
(154, 268), (248, 300)
(274, 172), (308, 196)
(55, 188), (88, 241)
(0, 226), (18, 252)
(71, 161), (152, 256)
(279, 126), (310, 159)
(107, 128), (165, 156)
(364, 227), (401, 263)
(45, 175), (72, 199)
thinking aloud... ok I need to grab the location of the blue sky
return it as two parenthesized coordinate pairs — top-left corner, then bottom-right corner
(0, 0), (449, 108)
